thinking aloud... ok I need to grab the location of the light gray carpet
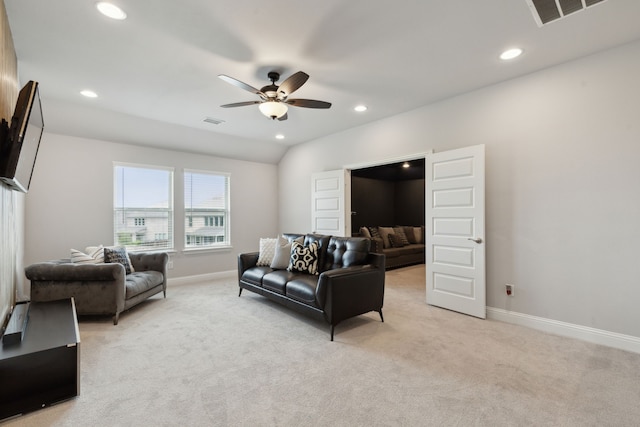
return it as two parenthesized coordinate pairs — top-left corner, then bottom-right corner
(5, 265), (640, 426)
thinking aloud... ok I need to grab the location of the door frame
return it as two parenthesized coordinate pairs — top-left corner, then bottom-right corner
(344, 151), (431, 237)
(340, 148), (486, 318)
(344, 152), (432, 173)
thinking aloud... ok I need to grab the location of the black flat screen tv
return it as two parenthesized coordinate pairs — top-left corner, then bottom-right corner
(0, 80), (44, 193)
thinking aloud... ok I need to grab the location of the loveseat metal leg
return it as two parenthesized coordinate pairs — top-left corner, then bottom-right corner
(378, 309), (384, 323)
(238, 288), (243, 297)
(330, 325), (335, 341)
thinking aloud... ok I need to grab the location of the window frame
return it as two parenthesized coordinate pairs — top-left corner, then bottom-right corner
(183, 169), (231, 251)
(113, 162), (175, 252)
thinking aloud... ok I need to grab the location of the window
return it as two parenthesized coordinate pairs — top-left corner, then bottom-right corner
(184, 170), (230, 248)
(203, 215), (223, 227)
(114, 164), (174, 251)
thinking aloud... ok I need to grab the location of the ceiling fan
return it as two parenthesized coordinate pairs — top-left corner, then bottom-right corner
(218, 71), (331, 121)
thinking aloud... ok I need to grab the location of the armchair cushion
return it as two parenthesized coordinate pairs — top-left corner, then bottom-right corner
(125, 271), (164, 299)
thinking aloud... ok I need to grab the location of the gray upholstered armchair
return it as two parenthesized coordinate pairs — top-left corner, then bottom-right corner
(25, 252), (168, 325)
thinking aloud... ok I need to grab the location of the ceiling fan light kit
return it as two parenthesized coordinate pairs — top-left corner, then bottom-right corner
(259, 101), (288, 120)
(219, 71), (331, 121)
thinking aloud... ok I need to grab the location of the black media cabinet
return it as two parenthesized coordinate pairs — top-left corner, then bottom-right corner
(0, 298), (80, 421)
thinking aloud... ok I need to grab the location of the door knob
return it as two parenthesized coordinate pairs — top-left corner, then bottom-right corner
(467, 237), (482, 244)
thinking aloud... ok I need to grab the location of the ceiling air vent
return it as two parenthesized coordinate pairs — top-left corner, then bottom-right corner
(203, 117), (225, 125)
(526, 0), (608, 27)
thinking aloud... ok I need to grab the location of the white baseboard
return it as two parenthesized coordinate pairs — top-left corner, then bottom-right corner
(168, 270), (236, 287)
(487, 307), (640, 355)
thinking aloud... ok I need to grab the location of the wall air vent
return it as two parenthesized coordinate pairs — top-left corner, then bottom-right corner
(526, 0), (608, 27)
(203, 117), (225, 125)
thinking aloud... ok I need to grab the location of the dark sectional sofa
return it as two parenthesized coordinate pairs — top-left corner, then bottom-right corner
(359, 226), (425, 270)
(238, 233), (385, 340)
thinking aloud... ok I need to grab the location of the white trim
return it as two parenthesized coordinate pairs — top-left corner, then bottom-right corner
(167, 270), (236, 286)
(182, 245), (233, 254)
(112, 161), (175, 172)
(487, 307), (640, 354)
(344, 151), (432, 171)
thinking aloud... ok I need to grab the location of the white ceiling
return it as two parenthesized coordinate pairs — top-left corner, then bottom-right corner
(5, 0), (640, 163)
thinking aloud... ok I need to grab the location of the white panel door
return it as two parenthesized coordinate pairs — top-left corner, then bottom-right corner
(311, 170), (351, 236)
(426, 145), (486, 318)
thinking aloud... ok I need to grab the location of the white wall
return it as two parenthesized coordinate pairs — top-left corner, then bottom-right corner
(24, 133), (279, 285)
(278, 40), (640, 338)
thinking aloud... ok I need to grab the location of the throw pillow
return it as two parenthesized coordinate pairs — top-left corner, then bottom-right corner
(389, 233), (407, 248)
(378, 226), (395, 249)
(84, 245), (105, 263)
(393, 227), (411, 246)
(414, 227), (423, 244)
(270, 236), (292, 270)
(104, 247), (134, 274)
(288, 241), (319, 275)
(368, 226), (381, 239)
(70, 245), (104, 264)
(403, 226), (417, 244)
(359, 227), (371, 238)
(256, 237), (278, 266)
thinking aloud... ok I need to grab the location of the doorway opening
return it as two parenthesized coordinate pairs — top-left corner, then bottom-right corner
(350, 158), (425, 236)
(346, 155), (427, 271)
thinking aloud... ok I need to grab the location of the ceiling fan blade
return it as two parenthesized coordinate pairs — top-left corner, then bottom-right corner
(278, 71), (309, 97)
(286, 99), (332, 109)
(277, 112), (288, 121)
(220, 100), (261, 108)
(218, 75), (265, 98)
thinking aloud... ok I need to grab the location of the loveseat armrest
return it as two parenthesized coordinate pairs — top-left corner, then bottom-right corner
(25, 260), (125, 281)
(129, 252), (168, 273)
(366, 252), (386, 270)
(129, 251), (169, 294)
(369, 237), (384, 253)
(316, 264), (385, 326)
(238, 252), (259, 277)
(25, 260), (127, 321)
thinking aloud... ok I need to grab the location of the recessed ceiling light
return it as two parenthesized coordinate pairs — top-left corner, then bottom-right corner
(500, 48), (523, 61)
(354, 105), (368, 112)
(403, 162), (410, 168)
(80, 90), (98, 98)
(275, 134), (285, 140)
(96, 2), (127, 20)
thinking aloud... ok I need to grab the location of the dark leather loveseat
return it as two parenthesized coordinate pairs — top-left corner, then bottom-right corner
(238, 233), (385, 340)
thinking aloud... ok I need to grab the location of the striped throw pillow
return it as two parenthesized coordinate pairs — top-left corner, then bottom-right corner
(70, 245), (104, 264)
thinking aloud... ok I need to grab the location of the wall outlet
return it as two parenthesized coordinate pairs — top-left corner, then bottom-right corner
(168, 260), (174, 270)
(506, 284), (514, 296)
